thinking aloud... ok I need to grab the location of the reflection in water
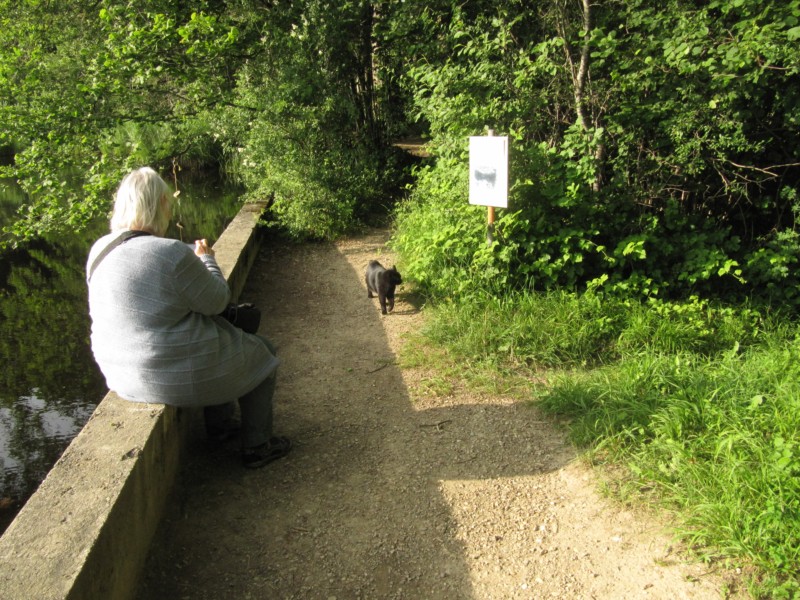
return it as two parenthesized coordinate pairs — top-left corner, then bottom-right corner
(0, 174), (243, 533)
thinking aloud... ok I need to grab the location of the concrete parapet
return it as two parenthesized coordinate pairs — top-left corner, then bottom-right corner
(213, 202), (266, 302)
(0, 202), (266, 600)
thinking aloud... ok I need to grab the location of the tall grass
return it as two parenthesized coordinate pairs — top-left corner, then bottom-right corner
(421, 292), (770, 368)
(417, 290), (800, 596)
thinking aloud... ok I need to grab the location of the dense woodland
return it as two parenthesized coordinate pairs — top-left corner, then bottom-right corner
(0, 0), (797, 306)
(2, 1), (800, 594)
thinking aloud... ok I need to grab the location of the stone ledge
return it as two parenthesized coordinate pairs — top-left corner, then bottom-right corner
(0, 202), (266, 600)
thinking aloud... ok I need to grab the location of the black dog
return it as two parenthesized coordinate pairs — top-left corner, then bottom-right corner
(366, 260), (402, 315)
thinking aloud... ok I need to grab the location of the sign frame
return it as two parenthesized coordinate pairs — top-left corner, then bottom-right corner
(469, 135), (509, 209)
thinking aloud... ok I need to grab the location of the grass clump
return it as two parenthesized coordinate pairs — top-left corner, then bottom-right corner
(413, 290), (800, 595)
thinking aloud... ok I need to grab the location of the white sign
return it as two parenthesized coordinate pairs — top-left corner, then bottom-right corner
(469, 135), (508, 208)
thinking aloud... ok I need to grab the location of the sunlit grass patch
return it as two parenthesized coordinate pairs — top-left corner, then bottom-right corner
(399, 328), (546, 402)
(539, 336), (800, 592)
(411, 288), (800, 594)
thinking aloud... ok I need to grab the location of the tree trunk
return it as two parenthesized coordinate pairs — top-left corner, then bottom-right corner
(559, 0), (605, 192)
(355, 1), (380, 145)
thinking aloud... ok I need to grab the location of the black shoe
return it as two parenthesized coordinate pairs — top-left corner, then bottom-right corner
(242, 436), (292, 469)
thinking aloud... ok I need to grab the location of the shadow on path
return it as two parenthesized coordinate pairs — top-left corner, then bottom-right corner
(136, 231), (574, 600)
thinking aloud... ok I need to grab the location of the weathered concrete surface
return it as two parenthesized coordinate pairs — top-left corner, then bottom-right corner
(0, 399), (185, 600)
(213, 202), (266, 302)
(0, 202), (265, 600)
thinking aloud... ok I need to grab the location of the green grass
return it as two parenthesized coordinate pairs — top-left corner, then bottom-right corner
(410, 290), (800, 597)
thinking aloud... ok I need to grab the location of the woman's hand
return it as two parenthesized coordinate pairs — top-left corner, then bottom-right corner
(194, 239), (215, 257)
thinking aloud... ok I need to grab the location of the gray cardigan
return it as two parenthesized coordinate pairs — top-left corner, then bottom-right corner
(87, 232), (279, 407)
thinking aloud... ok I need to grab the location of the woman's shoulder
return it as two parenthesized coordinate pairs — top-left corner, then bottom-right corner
(140, 235), (191, 249)
(137, 235), (198, 263)
(87, 230), (128, 265)
(89, 231), (193, 264)
(90, 230), (122, 249)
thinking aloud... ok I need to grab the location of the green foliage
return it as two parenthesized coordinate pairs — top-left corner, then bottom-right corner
(212, 0), (413, 239)
(2, 0), (799, 285)
(419, 290), (771, 371)
(392, 0), (800, 309)
(219, 63), (394, 240)
(391, 156), (487, 296)
(0, 1), (244, 247)
(540, 335), (800, 587)
(0, 1), (411, 247)
(211, 1), (410, 240)
(418, 290), (621, 368)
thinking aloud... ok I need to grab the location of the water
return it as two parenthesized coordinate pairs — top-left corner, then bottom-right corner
(0, 173), (244, 532)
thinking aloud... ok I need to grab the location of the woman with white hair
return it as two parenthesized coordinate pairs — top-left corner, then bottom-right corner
(86, 166), (290, 468)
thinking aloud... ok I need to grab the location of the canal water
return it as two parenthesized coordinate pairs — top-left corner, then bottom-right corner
(0, 173), (244, 532)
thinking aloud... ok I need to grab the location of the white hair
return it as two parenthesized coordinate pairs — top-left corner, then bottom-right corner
(110, 167), (171, 236)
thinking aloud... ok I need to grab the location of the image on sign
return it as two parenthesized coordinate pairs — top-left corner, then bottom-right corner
(473, 166), (497, 190)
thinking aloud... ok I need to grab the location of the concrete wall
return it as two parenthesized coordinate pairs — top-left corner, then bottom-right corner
(0, 202), (266, 600)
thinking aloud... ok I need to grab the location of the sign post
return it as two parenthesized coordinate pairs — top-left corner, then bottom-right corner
(469, 130), (508, 245)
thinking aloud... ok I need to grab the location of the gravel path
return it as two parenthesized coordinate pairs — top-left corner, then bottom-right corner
(136, 229), (742, 599)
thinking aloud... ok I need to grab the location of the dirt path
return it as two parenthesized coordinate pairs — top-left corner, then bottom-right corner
(137, 229), (741, 599)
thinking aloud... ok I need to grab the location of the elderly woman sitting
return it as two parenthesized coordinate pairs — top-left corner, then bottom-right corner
(86, 166), (290, 468)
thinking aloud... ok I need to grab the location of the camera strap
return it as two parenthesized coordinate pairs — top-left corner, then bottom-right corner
(86, 230), (152, 283)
